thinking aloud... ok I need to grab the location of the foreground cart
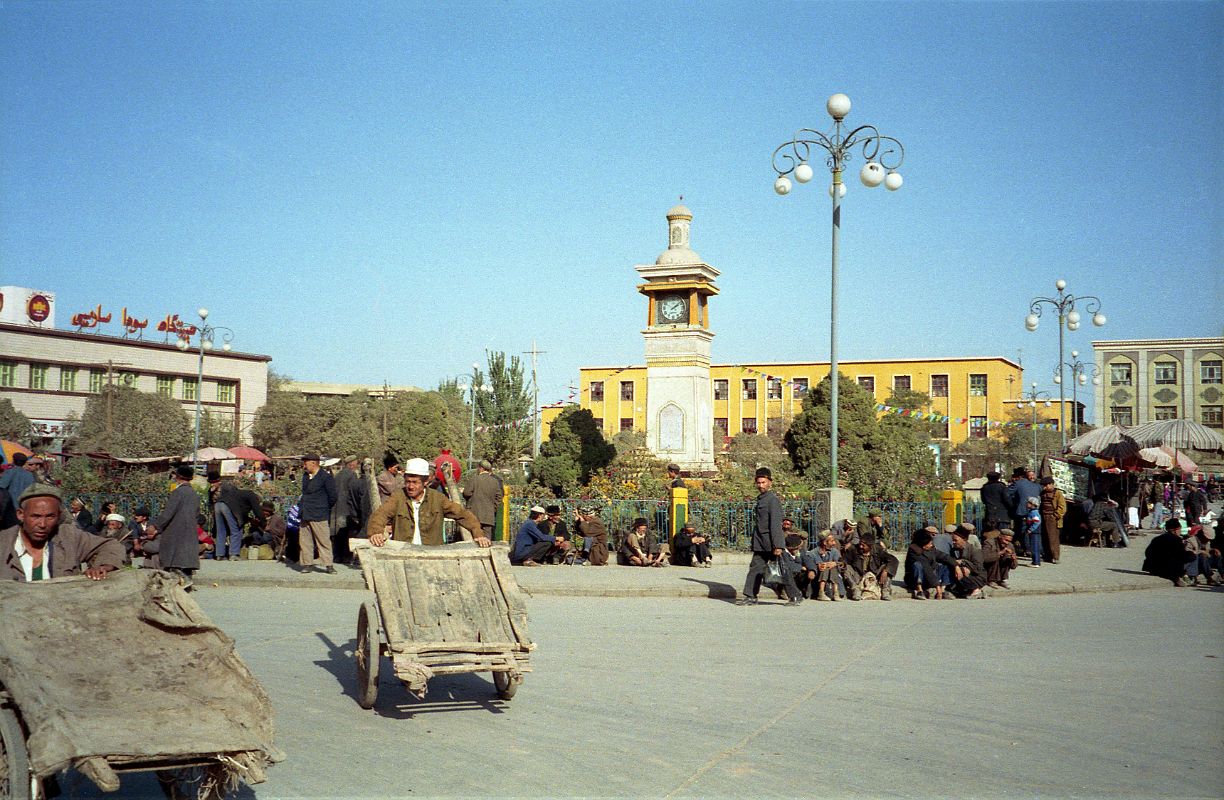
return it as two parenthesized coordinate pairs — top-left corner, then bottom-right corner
(0, 570), (282, 799)
(350, 540), (534, 708)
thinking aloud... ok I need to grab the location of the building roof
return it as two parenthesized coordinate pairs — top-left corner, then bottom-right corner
(1091, 336), (1223, 348)
(0, 323), (272, 362)
(580, 355), (1023, 370)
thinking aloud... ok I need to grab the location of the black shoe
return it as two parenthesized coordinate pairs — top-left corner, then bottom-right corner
(323, 566), (337, 575)
(735, 596), (758, 606)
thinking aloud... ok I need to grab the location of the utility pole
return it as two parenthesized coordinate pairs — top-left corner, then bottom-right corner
(524, 340), (545, 458)
(381, 381), (390, 450)
(105, 360), (115, 438)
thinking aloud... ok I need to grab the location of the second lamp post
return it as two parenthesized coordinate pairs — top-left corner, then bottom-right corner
(175, 307), (234, 465)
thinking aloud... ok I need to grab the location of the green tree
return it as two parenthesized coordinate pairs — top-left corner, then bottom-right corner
(386, 391), (468, 463)
(199, 410), (240, 449)
(0, 399), (31, 442)
(784, 374), (938, 500)
(72, 386), (192, 457)
(474, 351), (533, 467)
(533, 407), (615, 495)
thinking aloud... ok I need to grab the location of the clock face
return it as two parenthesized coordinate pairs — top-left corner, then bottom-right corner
(658, 295), (688, 323)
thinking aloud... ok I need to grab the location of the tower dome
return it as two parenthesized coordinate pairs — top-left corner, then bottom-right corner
(656, 204), (700, 265)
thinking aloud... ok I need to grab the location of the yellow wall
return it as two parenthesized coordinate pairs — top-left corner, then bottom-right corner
(571, 358), (1042, 446)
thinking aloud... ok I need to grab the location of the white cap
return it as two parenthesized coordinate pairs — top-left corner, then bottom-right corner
(105, 513), (126, 524)
(529, 505), (546, 515)
(404, 457), (431, 477)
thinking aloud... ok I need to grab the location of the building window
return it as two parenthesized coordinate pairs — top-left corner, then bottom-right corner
(857, 376), (875, 393)
(0, 362), (15, 388)
(183, 379), (198, 401)
(742, 379), (757, 401)
(714, 418), (729, 439)
(1110, 406), (1133, 427)
(592, 417), (603, 430)
(792, 378), (808, 398)
(767, 378), (782, 400)
(620, 381), (634, 401)
(119, 371), (137, 388)
(157, 376), (175, 397)
(969, 374), (988, 396)
(1201, 360), (1222, 385)
(1154, 405), (1178, 421)
(1202, 406), (1223, 428)
(741, 417), (757, 435)
(29, 364), (48, 391)
(59, 368), (77, 392)
(1154, 361), (1177, 384)
(933, 419), (950, 439)
(767, 417), (784, 437)
(217, 381), (236, 404)
(969, 416), (987, 439)
(619, 417), (633, 432)
(713, 379), (729, 401)
(589, 381), (604, 402)
(893, 375), (911, 391)
(89, 369), (105, 393)
(1110, 363), (1132, 386)
(930, 374), (949, 398)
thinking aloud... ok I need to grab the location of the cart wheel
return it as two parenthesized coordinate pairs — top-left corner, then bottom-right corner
(0, 701), (33, 800)
(355, 601), (380, 709)
(493, 670), (519, 701)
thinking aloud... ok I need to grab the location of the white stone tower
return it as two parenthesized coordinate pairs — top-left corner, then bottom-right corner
(635, 205), (719, 472)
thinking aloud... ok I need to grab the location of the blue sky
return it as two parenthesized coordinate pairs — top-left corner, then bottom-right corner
(2, 1), (1221, 420)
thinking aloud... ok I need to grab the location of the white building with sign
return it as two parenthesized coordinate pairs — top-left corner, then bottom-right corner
(0, 286), (270, 450)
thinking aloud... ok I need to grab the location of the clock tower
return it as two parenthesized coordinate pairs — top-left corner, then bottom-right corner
(635, 204), (719, 472)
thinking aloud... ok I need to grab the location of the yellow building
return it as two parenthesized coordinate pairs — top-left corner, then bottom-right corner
(567, 357), (1046, 447)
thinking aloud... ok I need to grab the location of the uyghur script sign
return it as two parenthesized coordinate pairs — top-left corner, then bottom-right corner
(69, 304), (197, 340)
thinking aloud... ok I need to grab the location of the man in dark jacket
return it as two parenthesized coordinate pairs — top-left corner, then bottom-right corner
(1143, 518), (1195, 585)
(1185, 483), (1208, 525)
(844, 534), (900, 600)
(299, 454), (338, 573)
(332, 456), (368, 564)
(738, 467), (798, 605)
(463, 460), (504, 541)
(950, 527), (988, 598)
(981, 471), (1013, 530)
(148, 465), (203, 587)
(210, 475), (266, 560)
(905, 527), (957, 599)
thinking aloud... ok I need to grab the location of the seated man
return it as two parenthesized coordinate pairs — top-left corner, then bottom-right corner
(950, 526), (988, 599)
(510, 506), (570, 566)
(981, 528), (1018, 589)
(785, 533), (812, 598)
(904, 528), (956, 600)
(1086, 496), (1122, 548)
(1143, 518), (1196, 586)
(261, 501), (288, 559)
(101, 512), (134, 564)
(803, 531), (845, 601)
(617, 517), (666, 567)
(932, 525), (958, 597)
(1, 485), (124, 581)
(575, 506), (609, 566)
(843, 533), (900, 601)
(538, 505), (570, 564)
(672, 522), (712, 567)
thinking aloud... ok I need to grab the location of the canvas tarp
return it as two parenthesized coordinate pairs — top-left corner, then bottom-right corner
(0, 570), (280, 787)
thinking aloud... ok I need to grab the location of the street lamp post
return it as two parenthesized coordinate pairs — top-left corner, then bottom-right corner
(772, 93), (906, 488)
(1016, 382), (1053, 469)
(175, 308), (234, 465)
(1024, 280), (1106, 449)
(1053, 350), (1101, 439)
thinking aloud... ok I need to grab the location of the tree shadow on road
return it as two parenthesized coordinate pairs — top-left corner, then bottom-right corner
(313, 632), (511, 719)
(679, 577), (738, 601)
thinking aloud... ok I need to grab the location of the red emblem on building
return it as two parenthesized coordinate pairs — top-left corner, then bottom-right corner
(27, 294), (51, 323)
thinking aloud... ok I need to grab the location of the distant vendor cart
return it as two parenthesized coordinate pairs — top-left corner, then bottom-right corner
(350, 539), (534, 708)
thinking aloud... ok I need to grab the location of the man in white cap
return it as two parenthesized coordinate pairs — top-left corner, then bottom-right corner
(366, 457), (488, 547)
(102, 512), (133, 564)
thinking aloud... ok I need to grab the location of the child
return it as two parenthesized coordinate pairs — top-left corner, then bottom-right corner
(1023, 497), (1043, 567)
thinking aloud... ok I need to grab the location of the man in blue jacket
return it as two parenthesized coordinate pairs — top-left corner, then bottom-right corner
(299, 454), (338, 573)
(511, 506), (569, 566)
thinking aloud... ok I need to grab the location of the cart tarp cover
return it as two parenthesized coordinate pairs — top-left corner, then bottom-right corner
(0, 570), (280, 782)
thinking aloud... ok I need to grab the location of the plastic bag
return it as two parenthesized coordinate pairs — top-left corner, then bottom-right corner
(763, 557), (783, 587)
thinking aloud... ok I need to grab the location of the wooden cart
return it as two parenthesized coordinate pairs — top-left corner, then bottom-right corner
(350, 540), (534, 708)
